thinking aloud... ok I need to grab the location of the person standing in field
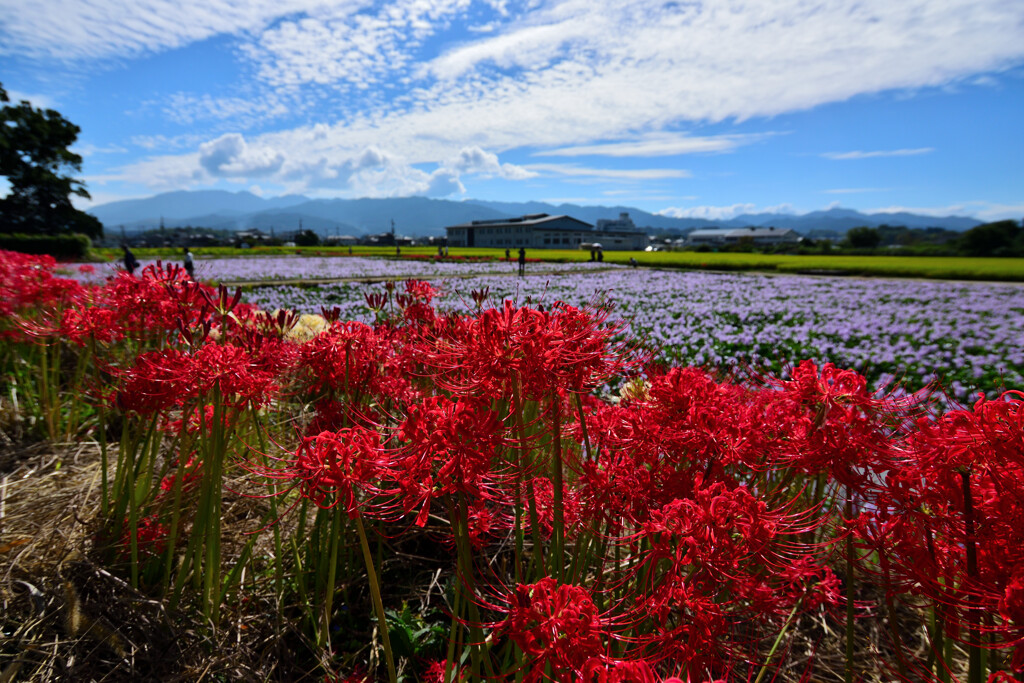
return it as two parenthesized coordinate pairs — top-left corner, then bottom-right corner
(517, 247), (526, 277)
(122, 245), (139, 275)
(183, 247), (195, 279)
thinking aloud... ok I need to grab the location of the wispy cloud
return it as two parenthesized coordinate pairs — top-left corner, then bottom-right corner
(822, 148), (934, 160)
(0, 0), (367, 60)
(73, 143), (129, 156)
(13, 0), (1023, 199)
(536, 133), (776, 158)
(526, 164), (691, 180)
(162, 92), (293, 127)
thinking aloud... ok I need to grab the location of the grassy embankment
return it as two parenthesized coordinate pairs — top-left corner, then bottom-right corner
(93, 246), (1024, 281)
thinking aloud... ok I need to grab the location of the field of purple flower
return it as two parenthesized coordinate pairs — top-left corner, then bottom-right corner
(63, 254), (609, 284)
(244, 266), (1024, 403)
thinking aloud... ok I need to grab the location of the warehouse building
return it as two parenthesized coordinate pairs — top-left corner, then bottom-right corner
(445, 213), (646, 250)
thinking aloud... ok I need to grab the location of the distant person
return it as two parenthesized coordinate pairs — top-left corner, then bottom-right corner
(122, 245), (139, 275)
(505, 248), (510, 261)
(444, 245), (449, 257)
(597, 248), (604, 262)
(439, 245), (444, 258)
(396, 245), (401, 256)
(517, 247), (526, 277)
(348, 246), (353, 255)
(629, 257), (638, 268)
(589, 247), (596, 261)
(183, 247), (195, 279)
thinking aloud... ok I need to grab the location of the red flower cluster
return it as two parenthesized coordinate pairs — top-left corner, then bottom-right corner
(498, 577), (607, 682)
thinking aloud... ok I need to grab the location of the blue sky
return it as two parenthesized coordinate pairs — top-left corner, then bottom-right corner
(2, 0), (1023, 221)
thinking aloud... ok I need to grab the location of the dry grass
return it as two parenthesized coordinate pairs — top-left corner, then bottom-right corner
(0, 439), (330, 682)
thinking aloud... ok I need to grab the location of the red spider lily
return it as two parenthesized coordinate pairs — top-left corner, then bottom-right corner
(158, 455), (201, 495)
(579, 658), (661, 683)
(92, 264), (214, 341)
(116, 343), (278, 414)
(117, 515), (169, 562)
(422, 659), (467, 682)
(59, 304), (123, 347)
(621, 477), (832, 669)
(0, 250), (84, 319)
(417, 300), (636, 400)
(764, 360), (915, 488)
(389, 395), (509, 526)
(285, 427), (387, 516)
(299, 321), (385, 399)
(496, 577), (610, 682)
(879, 391), (1024, 667)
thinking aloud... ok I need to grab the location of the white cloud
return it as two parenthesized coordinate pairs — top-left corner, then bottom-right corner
(131, 133), (209, 151)
(73, 143), (129, 156)
(526, 163), (691, 180)
(822, 148), (935, 160)
(21, 0), (1024, 200)
(4, 89), (57, 109)
(658, 203), (797, 220)
(445, 146), (535, 179)
(199, 133), (285, 177)
(536, 133), (776, 158)
(0, 0), (368, 60)
(243, 0), (472, 89)
(163, 92), (292, 127)
(278, 146), (466, 197)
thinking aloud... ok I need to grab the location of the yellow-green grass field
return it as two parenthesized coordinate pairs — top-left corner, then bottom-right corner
(94, 246), (1024, 281)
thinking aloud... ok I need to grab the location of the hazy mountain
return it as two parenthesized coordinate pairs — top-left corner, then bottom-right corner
(88, 191), (984, 237)
(91, 190), (309, 227)
(273, 197), (509, 234)
(731, 207), (981, 232)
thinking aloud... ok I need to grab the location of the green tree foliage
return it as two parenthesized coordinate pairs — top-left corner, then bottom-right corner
(0, 84), (103, 239)
(294, 229), (321, 246)
(845, 226), (882, 250)
(957, 220), (1024, 257)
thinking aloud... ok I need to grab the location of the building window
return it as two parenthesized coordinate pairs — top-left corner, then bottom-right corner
(544, 238), (551, 244)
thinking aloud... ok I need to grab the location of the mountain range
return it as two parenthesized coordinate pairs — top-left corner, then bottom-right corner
(88, 190), (984, 237)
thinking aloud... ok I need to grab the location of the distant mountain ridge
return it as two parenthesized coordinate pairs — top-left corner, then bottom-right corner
(88, 191), (984, 237)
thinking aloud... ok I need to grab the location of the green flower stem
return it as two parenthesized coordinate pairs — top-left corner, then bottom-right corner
(960, 470), (982, 683)
(754, 598), (802, 683)
(355, 514), (396, 683)
(845, 495), (856, 683)
(549, 393), (565, 582)
(319, 505), (342, 649)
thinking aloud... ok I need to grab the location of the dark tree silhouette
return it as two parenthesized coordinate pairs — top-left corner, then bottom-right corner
(845, 226), (881, 250)
(957, 220), (1023, 257)
(0, 84), (103, 239)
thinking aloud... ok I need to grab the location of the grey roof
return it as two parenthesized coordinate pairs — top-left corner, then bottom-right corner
(447, 214), (594, 230)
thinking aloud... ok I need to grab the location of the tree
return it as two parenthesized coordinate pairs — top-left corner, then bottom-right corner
(294, 229), (321, 247)
(845, 226), (881, 250)
(957, 220), (1023, 257)
(0, 84), (103, 239)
